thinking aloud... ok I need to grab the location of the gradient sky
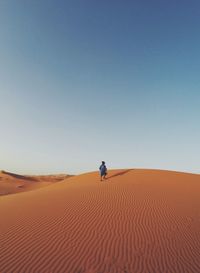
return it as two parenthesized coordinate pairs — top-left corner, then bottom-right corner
(0, 0), (200, 174)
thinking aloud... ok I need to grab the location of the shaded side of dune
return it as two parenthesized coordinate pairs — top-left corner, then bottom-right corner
(0, 170), (73, 196)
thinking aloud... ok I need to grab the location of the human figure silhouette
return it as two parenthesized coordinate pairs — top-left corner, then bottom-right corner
(99, 161), (107, 181)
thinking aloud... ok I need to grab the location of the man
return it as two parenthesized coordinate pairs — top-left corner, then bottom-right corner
(99, 161), (107, 181)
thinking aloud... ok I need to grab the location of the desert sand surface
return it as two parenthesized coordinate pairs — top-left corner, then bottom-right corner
(0, 170), (72, 196)
(0, 169), (200, 273)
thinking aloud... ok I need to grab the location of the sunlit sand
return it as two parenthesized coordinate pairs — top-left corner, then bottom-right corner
(0, 169), (200, 272)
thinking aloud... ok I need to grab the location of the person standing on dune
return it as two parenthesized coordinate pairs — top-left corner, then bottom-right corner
(99, 161), (107, 181)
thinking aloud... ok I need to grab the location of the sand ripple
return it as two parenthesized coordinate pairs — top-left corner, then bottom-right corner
(0, 169), (200, 272)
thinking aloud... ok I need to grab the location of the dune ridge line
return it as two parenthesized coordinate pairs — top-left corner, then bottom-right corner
(0, 169), (200, 272)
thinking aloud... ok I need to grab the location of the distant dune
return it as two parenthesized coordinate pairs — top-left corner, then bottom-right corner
(0, 169), (200, 272)
(0, 170), (72, 195)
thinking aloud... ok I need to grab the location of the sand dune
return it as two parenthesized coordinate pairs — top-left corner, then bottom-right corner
(0, 169), (200, 272)
(0, 170), (72, 196)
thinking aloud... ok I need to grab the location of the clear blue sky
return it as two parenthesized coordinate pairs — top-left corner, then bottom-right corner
(0, 0), (200, 174)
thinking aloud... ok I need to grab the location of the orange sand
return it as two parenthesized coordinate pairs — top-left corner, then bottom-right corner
(0, 170), (72, 196)
(0, 169), (200, 272)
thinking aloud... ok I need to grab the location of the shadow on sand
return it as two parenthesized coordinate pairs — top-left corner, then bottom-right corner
(106, 169), (133, 180)
(1, 171), (37, 181)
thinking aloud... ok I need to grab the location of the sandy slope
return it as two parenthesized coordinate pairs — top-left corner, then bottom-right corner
(0, 171), (72, 196)
(0, 169), (200, 273)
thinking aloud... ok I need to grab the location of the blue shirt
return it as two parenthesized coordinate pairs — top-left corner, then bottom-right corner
(99, 164), (107, 176)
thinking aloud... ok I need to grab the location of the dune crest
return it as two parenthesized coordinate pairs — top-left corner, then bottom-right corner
(0, 169), (200, 272)
(0, 170), (72, 195)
